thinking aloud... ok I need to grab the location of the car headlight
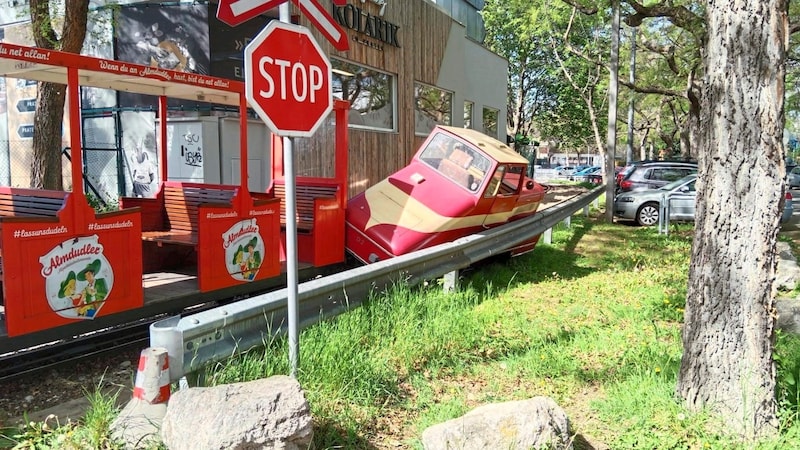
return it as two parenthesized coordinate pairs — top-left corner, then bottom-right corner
(616, 196), (635, 203)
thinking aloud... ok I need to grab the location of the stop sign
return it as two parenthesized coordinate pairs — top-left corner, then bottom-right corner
(244, 21), (332, 137)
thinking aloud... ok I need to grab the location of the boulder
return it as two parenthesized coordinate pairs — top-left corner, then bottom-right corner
(775, 241), (800, 292)
(776, 297), (800, 334)
(421, 396), (572, 450)
(160, 375), (312, 450)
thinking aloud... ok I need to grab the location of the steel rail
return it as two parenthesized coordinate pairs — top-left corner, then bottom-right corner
(151, 186), (604, 383)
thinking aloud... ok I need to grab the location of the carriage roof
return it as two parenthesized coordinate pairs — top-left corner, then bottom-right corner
(438, 125), (529, 166)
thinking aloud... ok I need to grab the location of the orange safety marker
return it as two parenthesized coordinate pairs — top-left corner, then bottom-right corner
(132, 347), (171, 404)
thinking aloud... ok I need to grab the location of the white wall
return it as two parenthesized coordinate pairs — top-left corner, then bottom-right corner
(435, 21), (508, 139)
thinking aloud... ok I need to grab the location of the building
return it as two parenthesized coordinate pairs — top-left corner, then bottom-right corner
(0, 0), (508, 200)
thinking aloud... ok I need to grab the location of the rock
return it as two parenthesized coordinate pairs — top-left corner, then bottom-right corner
(161, 375), (313, 450)
(776, 297), (800, 334)
(421, 396), (572, 450)
(775, 241), (800, 292)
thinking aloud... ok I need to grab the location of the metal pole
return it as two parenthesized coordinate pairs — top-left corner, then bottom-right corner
(604, 0), (621, 222)
(626, 27), (636, 166)
(279, 3), (300, 379)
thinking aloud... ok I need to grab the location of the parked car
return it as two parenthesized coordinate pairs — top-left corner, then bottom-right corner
(614, 174), (698, 226)
(615, 174), (793, 226)
(569, 166), (601, 181)
(787, 165), (800, 188)
(554, 165), (575, 176)
(617, 161), (698, 193)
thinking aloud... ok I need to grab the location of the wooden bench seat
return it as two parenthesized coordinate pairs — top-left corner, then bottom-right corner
(141, 183), (236, 246)
(0, 189), (68, 278)
(273, 183), (339, 232)
(0, 190), (67, 218)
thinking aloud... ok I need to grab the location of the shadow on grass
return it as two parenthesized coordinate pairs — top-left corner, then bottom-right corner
(313, 418), (379, 450)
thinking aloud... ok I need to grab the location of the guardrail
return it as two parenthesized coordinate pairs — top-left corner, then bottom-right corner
(658, 191), (694, 235)
(150, 185), (604, 383)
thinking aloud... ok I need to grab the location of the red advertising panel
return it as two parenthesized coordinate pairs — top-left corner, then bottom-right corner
(196, 199), (281, 292)
(2, 205), (143, 337)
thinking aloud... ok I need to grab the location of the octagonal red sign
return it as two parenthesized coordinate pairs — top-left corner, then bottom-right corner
(244, 21), (332, 137)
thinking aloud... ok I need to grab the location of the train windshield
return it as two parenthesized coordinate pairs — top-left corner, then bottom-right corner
(418, 133), (491, 192)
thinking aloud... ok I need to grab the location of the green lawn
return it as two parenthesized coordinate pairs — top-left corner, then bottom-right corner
(4, 213), (800, 449)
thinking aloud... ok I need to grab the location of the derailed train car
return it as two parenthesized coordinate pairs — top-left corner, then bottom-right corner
(345, 125), (547, 264)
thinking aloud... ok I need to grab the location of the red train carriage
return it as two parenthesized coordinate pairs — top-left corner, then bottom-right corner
(0, 43), (347, 347)
(345, 125), (547, 264)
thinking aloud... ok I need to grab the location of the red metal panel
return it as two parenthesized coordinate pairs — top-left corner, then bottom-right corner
(310, 197), (344, 266)
(2, 198), (143, 337)
(196, 199), (282, 292)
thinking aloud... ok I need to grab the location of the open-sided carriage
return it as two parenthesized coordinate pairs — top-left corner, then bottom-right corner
(0, 43), (347, 348)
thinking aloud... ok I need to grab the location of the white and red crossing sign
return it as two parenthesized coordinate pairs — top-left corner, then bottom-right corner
(217, 0), (349, 51)
(244, 21), (332, 137)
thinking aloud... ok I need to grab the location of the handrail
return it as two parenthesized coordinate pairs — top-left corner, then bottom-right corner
(150, 185), (604, 382)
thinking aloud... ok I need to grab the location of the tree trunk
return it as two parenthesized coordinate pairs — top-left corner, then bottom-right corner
(28, 0), (88, 190)
(677, 0), (786, 439)
(30, 83), (67, 190)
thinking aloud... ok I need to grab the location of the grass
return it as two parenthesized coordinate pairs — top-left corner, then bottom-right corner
(4, 212), (800, 449)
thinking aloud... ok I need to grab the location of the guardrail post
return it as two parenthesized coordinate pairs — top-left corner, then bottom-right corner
(659, 193), (670, 235)
(564, 215), (571, 228)
(543, 228), (552, 244)
(583, 205), (590, 216)
(443, 270), (460, 293)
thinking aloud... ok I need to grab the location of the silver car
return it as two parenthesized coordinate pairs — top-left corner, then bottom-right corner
(613, 174), (697, 226)
(788, 165), (800, 188)
(614, 174), (794, 226)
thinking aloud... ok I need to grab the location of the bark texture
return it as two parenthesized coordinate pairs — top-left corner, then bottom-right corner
(29, 0), (88, 190)
(677, 0), (786, 439)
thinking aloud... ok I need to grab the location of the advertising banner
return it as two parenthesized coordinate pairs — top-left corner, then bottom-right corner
(115, 4), (210, 109)
(1, 197), (143, 336)
(196, 199), (281, 292)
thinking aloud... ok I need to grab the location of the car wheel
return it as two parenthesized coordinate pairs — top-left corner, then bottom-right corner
(636, 202), (660, 226)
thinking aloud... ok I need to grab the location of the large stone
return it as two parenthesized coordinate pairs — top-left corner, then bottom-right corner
(776, 297), (800, 334)
(775, 241), (800, 292)
(160, 375), (313, 450)
(421, 396), (572, 450)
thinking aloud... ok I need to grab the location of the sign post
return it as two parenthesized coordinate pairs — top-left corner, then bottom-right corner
(244, 11), (332, 377)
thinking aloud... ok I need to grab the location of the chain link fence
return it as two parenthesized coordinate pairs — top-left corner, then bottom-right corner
(0, 138), (127, 208)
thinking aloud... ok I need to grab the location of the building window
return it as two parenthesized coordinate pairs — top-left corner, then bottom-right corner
(482, 106), (498, 138)
(331, 58), (395, 131)
(415, 83), (453, 135)
(464, 101), (473, 129)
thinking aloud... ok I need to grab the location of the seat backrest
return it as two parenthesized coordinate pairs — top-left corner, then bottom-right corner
(439, 158), (473, 189)
(448, 148), (473, 169)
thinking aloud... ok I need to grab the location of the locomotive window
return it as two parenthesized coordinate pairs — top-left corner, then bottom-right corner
(485, 165), (506, 198)
(420, 133), (491, 192)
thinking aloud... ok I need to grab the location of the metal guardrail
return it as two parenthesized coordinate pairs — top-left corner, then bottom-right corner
(658, 192), (694, 235)
(150, 185), (604, 383)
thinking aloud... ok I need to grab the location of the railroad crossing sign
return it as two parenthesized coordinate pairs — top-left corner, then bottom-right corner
(244, 21), (332, 137)
(217, 0), (349, 51)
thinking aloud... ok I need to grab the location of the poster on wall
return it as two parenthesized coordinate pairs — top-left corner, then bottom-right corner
(166, 121), (204, 182)
(115, 4), (210, 109)
(120, 111), (160, 198)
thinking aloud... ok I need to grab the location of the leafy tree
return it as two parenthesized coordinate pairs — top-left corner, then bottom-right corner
(29, 0), (89, 190)
(483, 0), (596, 152)
(563, 0), (787, 439)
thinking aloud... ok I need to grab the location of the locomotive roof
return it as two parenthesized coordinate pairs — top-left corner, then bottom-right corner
(439, 126), (529, 165)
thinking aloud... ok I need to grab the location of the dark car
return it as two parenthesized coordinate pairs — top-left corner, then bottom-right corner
(617, 161), (698, 193)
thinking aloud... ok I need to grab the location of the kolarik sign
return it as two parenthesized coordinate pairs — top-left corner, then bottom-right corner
(332, 1), (401, 49)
